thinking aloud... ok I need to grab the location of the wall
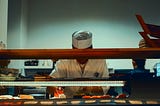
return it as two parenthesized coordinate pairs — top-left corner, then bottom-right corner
(27, 0), (160, 49)
(7, 0), (160, 69)
(0, 0), (8, 45)
(7, 0), (28, 49)
(7, 0), (28, 70)
(27, 0), (137, 49)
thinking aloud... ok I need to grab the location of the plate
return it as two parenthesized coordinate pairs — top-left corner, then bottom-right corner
(0, 76), (16, 81)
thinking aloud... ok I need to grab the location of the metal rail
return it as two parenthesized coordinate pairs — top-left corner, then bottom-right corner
(0, 81), (125, 87)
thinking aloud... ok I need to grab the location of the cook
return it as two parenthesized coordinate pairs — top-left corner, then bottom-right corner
(48, 30), (110, 98)
(132, 39), (148, 71)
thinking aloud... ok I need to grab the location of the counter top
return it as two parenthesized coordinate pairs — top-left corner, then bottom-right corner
(0, 48), (160, 59)
(0, 98), (160, 105)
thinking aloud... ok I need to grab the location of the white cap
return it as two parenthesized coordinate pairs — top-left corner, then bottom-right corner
(72, 30), (92, 49)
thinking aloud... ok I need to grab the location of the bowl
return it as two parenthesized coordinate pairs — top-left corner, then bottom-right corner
(0, 68), (19, 81)
(0, 76), (16, 81)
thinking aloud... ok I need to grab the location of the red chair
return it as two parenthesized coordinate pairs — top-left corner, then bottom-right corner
(136, 14), (160, 47)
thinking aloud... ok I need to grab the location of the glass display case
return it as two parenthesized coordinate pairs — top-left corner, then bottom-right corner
(0, 48), (160, 105)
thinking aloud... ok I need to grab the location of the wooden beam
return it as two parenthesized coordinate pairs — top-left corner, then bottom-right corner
(0, 48), (160, 59)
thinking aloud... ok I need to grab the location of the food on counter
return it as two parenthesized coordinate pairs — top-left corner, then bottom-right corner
(82, 95), (91, 99)
(34, 74), (51, 81)
(40, 101), (54, 105)
(59, 94), (66, 98)
(0, 68), (19, 77)
(0, 73), (7, 77)
(56, 100), (68, 105)
(23, 101), (38, 105)
(116, 94), (127, 98)
(81, 94), (125, 99)
(0, 95), (13, 99)
(100, 95), (112, 99)
(47, 86), (66, 99)
(0, 95), (21, 99)
(0, 68), (19, 81)
(12, 97), (20, 99)
(85, 100), (96, 104)
(114, 100), (126, 104)
(0, 101), (22, 105)
(129, 100), (143, 104)
(53, 87), (66, 99)
(71, 100), (81, 104)
(82, 95), (111, 99)
(91, 95), (101, 99)
(146, 101), (158, 104)
(100, 100), (111, 103)
(0, 76), (16, 81)
(19, 94), (34, 99)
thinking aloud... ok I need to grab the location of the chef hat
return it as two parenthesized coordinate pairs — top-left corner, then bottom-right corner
(72, 30), (92, 49)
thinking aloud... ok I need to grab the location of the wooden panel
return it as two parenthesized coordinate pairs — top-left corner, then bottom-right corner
(136, 14), (158, 47)
(0, 48), (160, 59)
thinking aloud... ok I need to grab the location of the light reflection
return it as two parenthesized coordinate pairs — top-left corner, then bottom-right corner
(23, 101), (38, 105)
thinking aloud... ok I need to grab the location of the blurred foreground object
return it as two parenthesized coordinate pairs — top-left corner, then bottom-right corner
(132, 39), (147, 70)
(0, 41), (10, 68)
(136, 14), (160, 47)
(0, 68), (19, 81)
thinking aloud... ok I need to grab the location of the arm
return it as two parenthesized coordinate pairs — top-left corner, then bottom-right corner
(47, 60), (67, 97)
(49, 60), (67, 78)
(100, 59), (110, 94)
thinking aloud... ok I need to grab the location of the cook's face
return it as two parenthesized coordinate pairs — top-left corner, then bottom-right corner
(72, 45), (92, 64)
(76, 58), (88, 64)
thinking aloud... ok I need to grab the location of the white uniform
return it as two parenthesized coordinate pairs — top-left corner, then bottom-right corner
(49, 59), (110, 98)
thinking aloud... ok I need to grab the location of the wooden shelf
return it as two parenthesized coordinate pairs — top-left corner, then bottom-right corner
(0, 48), (160, 59)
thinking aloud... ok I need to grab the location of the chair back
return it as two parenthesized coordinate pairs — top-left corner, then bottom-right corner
(136, 14), (160, 47)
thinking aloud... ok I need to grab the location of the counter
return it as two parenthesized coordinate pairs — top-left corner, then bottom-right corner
(0, 48), (160, 105)
(0, 98), (160, 105)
